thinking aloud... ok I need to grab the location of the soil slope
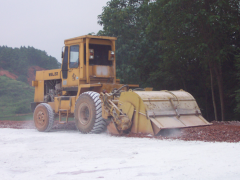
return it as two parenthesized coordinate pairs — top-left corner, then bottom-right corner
(27, 66), (45, 85)
(0, 70), (18, 80)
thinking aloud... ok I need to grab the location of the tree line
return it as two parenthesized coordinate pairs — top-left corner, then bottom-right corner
(0, 46), (60, 83)
(0, 46), (60, 116)
(97, 0), (240, 121)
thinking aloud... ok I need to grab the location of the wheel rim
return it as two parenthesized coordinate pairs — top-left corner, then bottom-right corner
(78, 102), (91, 126)
(34, 106), (48, 130)
(37, 111), (45, 126)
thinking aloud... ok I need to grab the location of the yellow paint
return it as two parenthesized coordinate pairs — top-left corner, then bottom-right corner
(33, 35), (211, 135)
(116, 90), (211, 135)
(54, 96), (76, 113)
(35, 69), (61, 81)
(118, 91), (153, 135)
(66, 68), (79, 87)
(86, 38), (90, 83)
(32, 81), (38, 87)
(33, 80), (44, 102)
(33, 35), (138, 117)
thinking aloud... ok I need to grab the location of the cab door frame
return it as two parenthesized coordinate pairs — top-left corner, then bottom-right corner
(67, 45), (80, 87)
(61, 44), (80, 88)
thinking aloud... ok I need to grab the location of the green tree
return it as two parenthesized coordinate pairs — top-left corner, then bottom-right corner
(0, 46), (60, 75)
(98, 0), (150, 84)
(98, 0), (240, 121)
(148, 0), (240, 121)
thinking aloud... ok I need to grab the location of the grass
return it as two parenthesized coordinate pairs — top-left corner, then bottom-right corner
(0, 114), (33, 121)
(0, 76), (34, 118)
(0, 76), (76, 122)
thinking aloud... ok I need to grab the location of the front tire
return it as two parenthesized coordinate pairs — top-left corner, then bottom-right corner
(74, 91), (107, 133)
(33, 103), (54, 132)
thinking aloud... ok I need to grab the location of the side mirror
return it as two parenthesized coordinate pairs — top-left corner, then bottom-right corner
(61, 46), (65, 59)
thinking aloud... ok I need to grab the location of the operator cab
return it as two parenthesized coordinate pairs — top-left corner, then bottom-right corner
(61, 35), (117, 88)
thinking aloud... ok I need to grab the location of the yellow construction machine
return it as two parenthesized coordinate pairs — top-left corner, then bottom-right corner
(31, 35), (211, 135)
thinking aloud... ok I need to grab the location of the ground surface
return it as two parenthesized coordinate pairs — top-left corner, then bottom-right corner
(0, 127), (240, 180)
(0, 120), (239, 142)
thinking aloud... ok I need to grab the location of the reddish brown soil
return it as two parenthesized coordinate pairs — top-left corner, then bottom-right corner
(27, 66), (45, 86)
(0, 66), (45, 86)
(0, 70), (18, 80)
(126, 121), (240, 143)
(0, 120), (239, 142)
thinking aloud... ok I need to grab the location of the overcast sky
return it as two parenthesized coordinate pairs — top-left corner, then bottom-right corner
(0, 0), (110, 62)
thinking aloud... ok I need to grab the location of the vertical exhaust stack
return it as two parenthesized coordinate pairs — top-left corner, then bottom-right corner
(101, 89), (211, 136)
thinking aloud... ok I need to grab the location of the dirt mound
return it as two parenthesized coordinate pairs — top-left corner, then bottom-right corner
(159, 121), (240, 142)
(0, 70), (18, 80)
(0, 120), (239, 142)
(125, 121), (240, 142)
(27, 66), (45, 86)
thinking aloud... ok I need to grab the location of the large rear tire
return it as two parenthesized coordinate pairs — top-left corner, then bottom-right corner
(33, 103), (54, 132)
(74, 91), (107, 133)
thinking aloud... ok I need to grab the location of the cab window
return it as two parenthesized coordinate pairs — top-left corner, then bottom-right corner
(69, 45), (79, 68)
(84, 44), (112, 66)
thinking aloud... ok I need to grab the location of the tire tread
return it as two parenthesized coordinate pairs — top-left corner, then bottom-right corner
(74, 91), (107, 134)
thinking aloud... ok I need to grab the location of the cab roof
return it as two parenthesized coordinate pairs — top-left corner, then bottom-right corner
(64, 35), (117, 44)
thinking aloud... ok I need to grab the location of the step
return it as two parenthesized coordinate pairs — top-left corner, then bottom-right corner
(58, 121), (66, 124)
(59, 109), (70, 112)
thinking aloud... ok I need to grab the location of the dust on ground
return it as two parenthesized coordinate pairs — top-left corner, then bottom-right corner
(0, 120), (239, 143)
(0, 120), (76, 130)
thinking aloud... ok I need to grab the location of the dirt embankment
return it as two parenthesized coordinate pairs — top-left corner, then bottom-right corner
(0, 69), (18, 80)
(0, 66), (46, 86)
(27, 66), (45, 86)
(0, 120), (239, 143)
